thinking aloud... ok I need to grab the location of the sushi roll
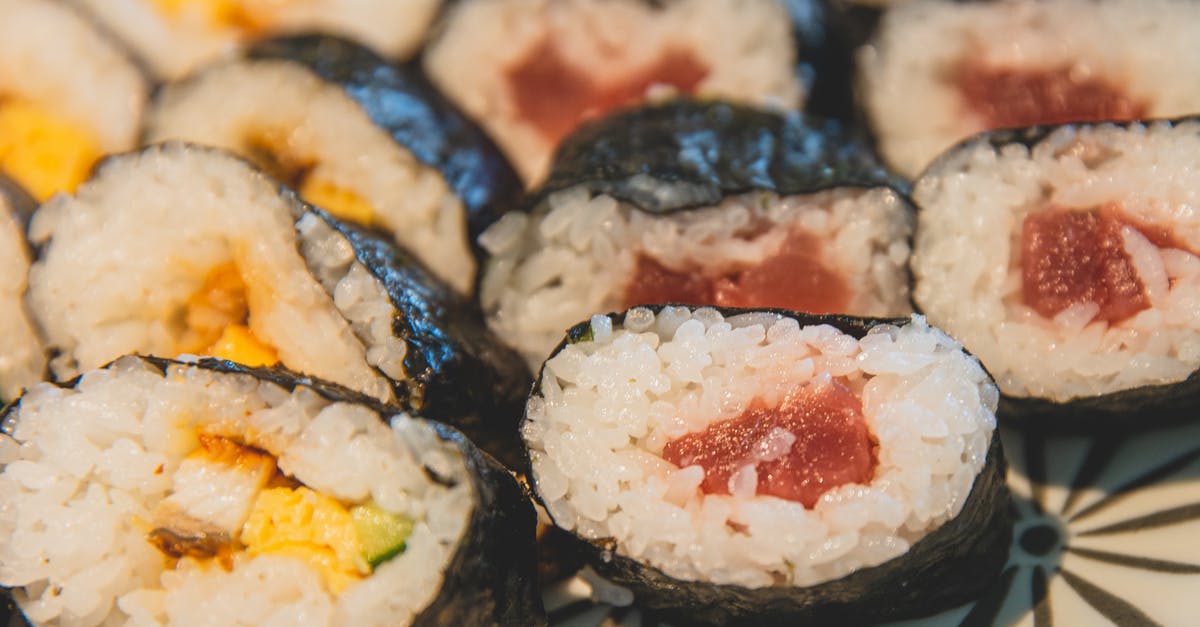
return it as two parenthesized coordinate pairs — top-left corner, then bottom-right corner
(858, 0), (1200, 178)
(0, 355), (544, 626)
(26, 143), (531, 467)
(480, 100), (914, 368)
(146, 35), (523, 294)
(0, 176), (43, 402)
(911, 119), (1200, 431)
(524, 307), (1011, 625)
(423, 0), (804, 185)
(67, 0), (442, 80)
(0, 0), (148, 202)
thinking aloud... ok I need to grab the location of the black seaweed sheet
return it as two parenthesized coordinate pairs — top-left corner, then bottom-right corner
(246, 34), (524, 244)
(0, 356), (545, 626)
(529, 307), (1013, 626)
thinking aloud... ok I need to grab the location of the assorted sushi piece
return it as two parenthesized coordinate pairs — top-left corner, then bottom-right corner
(0, 0), (148, 202)
(0, 176), (42, 402)
(146, 35), (522, 295)
(524, 307), (1011, 625)
(859, 0), (1200, 177)
(423, 0), (804, 185)
(67, 0), (442, 80)
(911, 119), (1200, 430)
(480, 100), (913, 368)
(0, 356), (544, 626)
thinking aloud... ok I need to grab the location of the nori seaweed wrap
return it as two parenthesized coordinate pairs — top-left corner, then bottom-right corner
(0, 355), (544, 626)
(524, 306), (1012, 625)
(479, 99), (913, 368)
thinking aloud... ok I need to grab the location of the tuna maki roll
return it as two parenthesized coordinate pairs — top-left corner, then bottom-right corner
(912, 118), (1200, 431)
(26, 143), (531, 467)
(524, 307), (1010, 625)
(146, 35), (522, 295)
(0, 355), (544, 626)
(423, 0), (804, 185)
(0, 176), (42, 402)
(0, 0), (148, 201)
(858, 0), (1200, 178)
(480, 100), (913, 368)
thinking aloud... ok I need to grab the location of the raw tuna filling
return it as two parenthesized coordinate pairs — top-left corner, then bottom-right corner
(661, 377), (876, 508)
(1019, 205), (1173, 323)
(956, 63), (1146, 129)
(506, 39), (708, 146)
(623, 229), (851, 313)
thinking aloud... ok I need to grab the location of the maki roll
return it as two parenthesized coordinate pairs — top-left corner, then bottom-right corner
(858, 0), (1200, 177)
(0, 176), (42, 402)
(27, 143), (531, 466)
(480, 100), (914, 368)
(0, 0), (148, 201)
(68, 0), (442, 80)
(524, 307), (1010, 625)
(912, 119), (1200, 431)
(146, 35), (523, 294)
(0, 355), (544, 626)
(423, 0), (803, 185)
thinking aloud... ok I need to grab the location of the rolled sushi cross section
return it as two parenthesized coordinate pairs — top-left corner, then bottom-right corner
(70, 0), (441, 80)
(147, 35), (523, 294)
(525, 308), (1009, 625)
(0, 0), (147, 201)
(481, 101), (913, 368)
(423, 0), (803, 185)
(859, 0), (1200, 177)
(0, 178), (43, 402)
(912, 119), (1200, 427)
(0, 356), (543, 626)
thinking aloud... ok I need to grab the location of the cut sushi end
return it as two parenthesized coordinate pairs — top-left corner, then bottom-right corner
(0, 356), (475, 626)
(524, 307), (1009, 623)
(423, 0), (802, 185)
(858, 0), (1200, 177)
(912, 119), (1200, 415)
(481, 186), (914, 369)
(0, 189), (43, 402)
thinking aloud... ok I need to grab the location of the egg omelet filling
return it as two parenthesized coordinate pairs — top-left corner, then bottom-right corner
(244, 129), (379, 227)
(0, 98), (101, 201)
(149, 0), (282, 33)
(178, 262), (278, 366)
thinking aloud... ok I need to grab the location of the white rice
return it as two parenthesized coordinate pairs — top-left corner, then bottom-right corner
(525, 309), (996, 588)
(481, 187), (914, 369)
(146, 60), (476, 294)
(424, 0), (803, 185)
(68, 0), (441, 80)
(0, 0), (146, 153)
(0, 199), (44, 400)
(27, 143), (394, 402)
(859, 0), (1200, 178)
(911, 120), (1200, 401)
(0, 356), (472, 626)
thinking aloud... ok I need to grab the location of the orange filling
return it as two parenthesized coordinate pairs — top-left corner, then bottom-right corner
(956, 63), (1146, 129)
(179, 262), (279, 366)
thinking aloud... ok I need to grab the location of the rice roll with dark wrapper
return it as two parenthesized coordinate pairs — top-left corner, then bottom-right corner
(0, 177), (42, 402)
(480, 100), (914, 368)
(0, 356), (543, 626)
(524, 307), (1010, 625)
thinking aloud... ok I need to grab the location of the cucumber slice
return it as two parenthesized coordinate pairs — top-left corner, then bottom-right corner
(351, 501), (413, 568)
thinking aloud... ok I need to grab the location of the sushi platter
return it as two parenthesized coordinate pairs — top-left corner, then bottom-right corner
(2, 0), (1200, 626)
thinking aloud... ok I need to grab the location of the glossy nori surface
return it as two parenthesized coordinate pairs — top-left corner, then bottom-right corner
(528, 307), (1013, 626)
(536, 99), (906, 216)
(247, 35), (523, 241)
(0, 356), (545, 627)
(291, 194), (534, 471)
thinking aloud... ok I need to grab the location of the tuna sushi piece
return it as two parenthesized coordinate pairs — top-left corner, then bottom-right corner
(26, 143), (531, 467)
(423, 0), (804, 185)
(67, 0), (442, 80)
(858, 0), (1200, 178)
(0, 176), (42, 402)
(524, 307), (1011, 625)
(911, 118), (1200, 431)
(480, 100), (914, 368)
(146, 35), (522, 295)
(0, 0), (148, 202)
(0, 355), (544, 626)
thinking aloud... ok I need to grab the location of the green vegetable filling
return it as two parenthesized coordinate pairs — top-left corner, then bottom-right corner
(351, 501), (414, 568)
